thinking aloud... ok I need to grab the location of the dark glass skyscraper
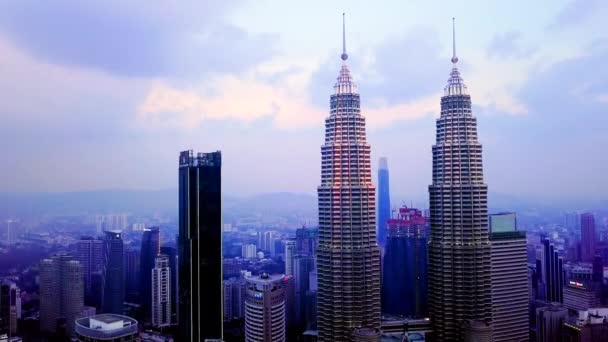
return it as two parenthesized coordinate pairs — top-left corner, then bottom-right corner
(76, 236), (103, 305)
(140, 227), (160, 322)
(428, 20), (492, 340)
(537, 238), (563, 303)
(124, 248), (140, 303)
(0, 280), (18, 337)
(178, 150), (222, 341)
(581, 213), (596, 262)
(377, 157), (390, 248)
(101, 230), (124, 314)
(317, 15), (381, 341)
(382, 206), (428, 318)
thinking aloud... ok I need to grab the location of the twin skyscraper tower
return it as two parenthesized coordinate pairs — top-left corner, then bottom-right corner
(316, 15), (492, 341)
(178, 15), (492, 342)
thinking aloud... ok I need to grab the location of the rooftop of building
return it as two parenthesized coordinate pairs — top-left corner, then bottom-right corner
(75, 314), (138, 339)
(179, 150), (222, 167)
(353, 327), (381, 336)
(245, 272), (287, 285)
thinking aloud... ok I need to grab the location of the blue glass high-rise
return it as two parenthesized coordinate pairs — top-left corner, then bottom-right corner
(382, 207), (428, 318)
(377, 157), (391, 248)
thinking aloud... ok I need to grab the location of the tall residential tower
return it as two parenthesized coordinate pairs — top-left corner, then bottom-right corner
(39, 253), (84, 335)
(151, 254), (172, 328)
(316, 14), (381, 341)
(581, 213), (596, 262)
(427, 19), (492, 340)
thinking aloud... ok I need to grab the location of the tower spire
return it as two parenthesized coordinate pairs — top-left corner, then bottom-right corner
(341, 12), (348, 61)
(451, 17), (458, 64)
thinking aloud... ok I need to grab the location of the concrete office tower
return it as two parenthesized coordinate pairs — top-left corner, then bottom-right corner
(316, 14), (381, 341)
(563, 280), (601, 312)
(428, 18), (492, 340)
(151, 255), (171, 328)
(0, 280), (21, 336)
(284, 240), (296, 276)
(39, 253), (84, 335)
(382, 206), (428, 318)
(178, 150), (222, 341)
(537, 238), (564, 303)
(75, 314), (138, 342)
(581, 213), (596, 262)
(535, 304), (568, 342)
(490, 216), (528, 342)
(160, 246), (179, 325)
(377, 157), (390, 248)
(223, 277), (247, 320)
(242, 244), (257, 259)
(140, 227), (160, 321)
(244, 273), (287, 342)
(124, 249), (140, 303)
(101, 231), (124, 314)
(284, 275), (297, 338)
(562, 308), (608, 341)
(76, 237), (104, 303)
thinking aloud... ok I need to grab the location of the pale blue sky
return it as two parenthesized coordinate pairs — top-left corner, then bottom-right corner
(0, 0), (606, 203)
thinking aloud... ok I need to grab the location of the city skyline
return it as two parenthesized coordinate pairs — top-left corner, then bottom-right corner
(0, 3), (607, 341)
(0, 1), (606, 203)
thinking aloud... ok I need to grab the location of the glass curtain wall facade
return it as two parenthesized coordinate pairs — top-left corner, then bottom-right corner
(178, 150), (222, 341)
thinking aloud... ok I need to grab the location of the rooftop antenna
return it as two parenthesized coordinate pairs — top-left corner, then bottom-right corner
(341, 12), (348, 61)
(451, 17), (459, 64)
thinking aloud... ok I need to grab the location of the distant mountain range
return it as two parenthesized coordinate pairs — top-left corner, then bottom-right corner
(0, 190), (604, 223)
(0, 190), (317, 219)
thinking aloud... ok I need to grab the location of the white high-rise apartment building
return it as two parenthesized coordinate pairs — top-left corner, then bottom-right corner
(242, 244), (257, 259)
(151, 254), (171, 328)
(284, 240), (296, 276)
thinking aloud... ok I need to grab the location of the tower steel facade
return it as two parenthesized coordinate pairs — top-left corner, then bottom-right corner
(427, 19), (492, 340)
(316, 13), (381, 342)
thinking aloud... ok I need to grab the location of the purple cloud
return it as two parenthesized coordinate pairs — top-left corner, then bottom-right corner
(551, 0), (605, 29)
(0, 0), (277, 78)
(486, 31), (535, 59)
